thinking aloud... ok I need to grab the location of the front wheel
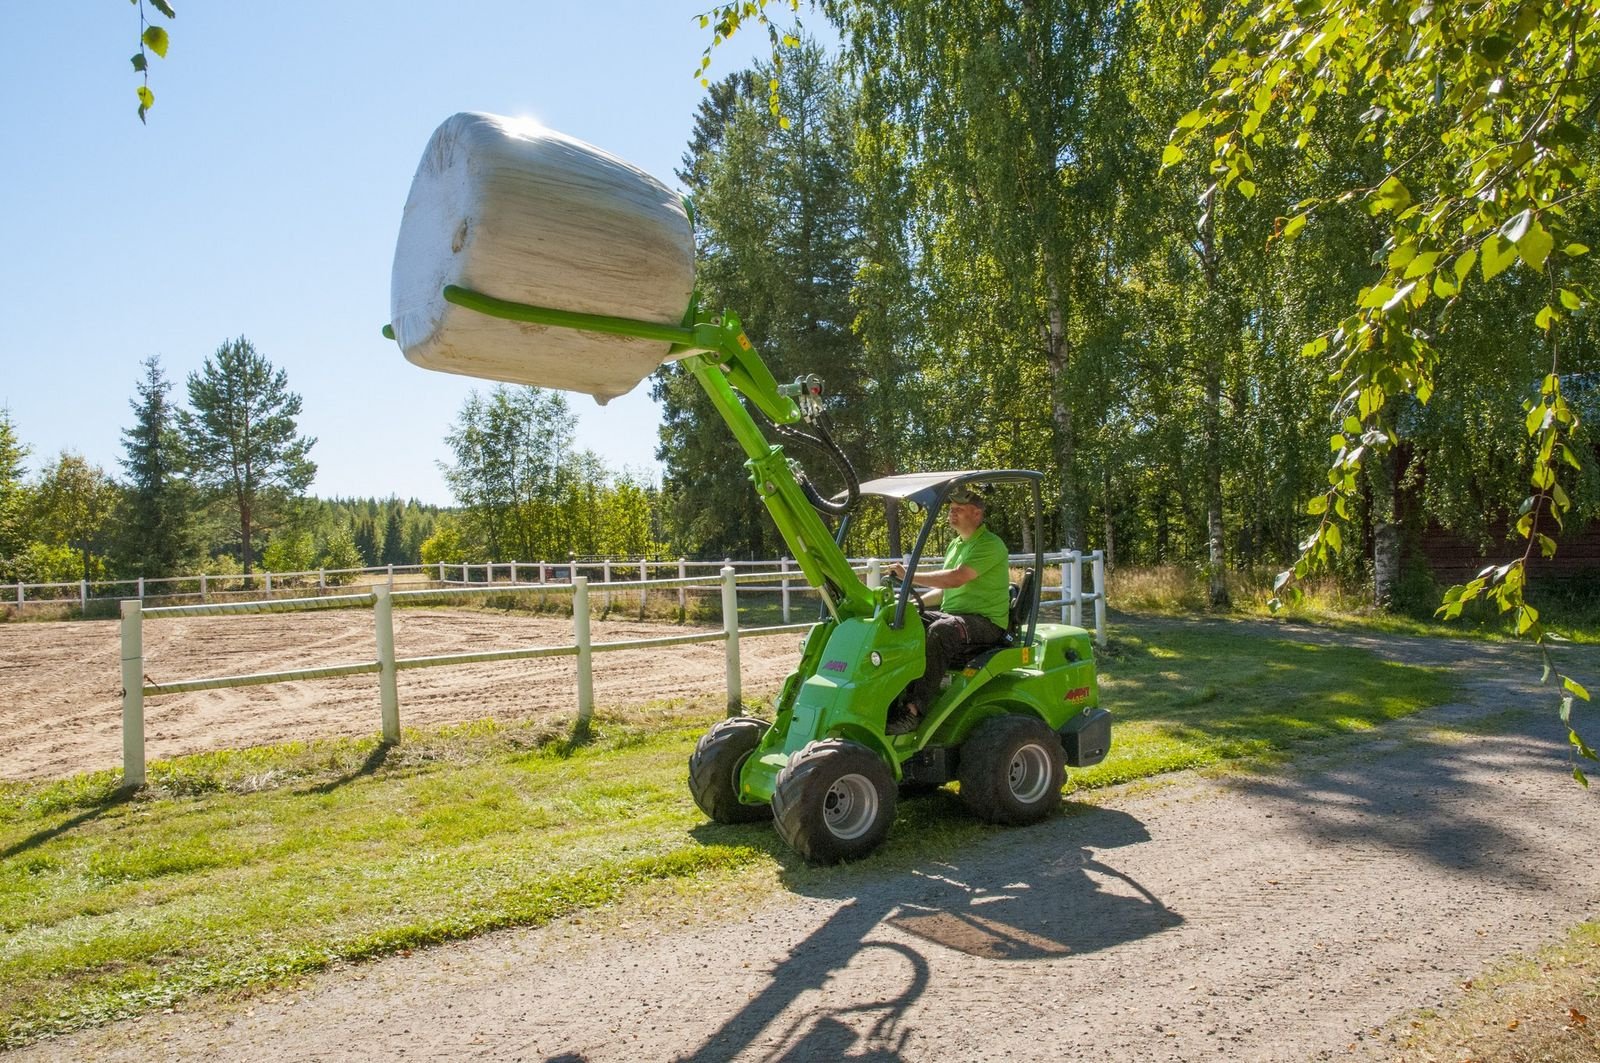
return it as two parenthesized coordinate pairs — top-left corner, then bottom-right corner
(688, 717), (771, 824)
(773, 739), (897, 864)
(958, 714), (1065, 826)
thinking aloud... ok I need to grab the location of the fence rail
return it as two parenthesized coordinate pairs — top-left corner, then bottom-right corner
(113, 553), (1107, 787)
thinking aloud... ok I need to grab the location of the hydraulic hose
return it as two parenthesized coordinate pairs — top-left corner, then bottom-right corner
(767, 413), (860, 518)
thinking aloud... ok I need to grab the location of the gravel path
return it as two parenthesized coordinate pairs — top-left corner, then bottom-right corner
(12, 619), (1600, 1062)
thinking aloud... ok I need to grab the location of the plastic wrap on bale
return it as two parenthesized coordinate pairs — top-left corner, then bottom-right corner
(389, 113), (696, 403)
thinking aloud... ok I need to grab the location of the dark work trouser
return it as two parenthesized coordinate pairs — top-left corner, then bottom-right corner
(906, 610), (1007, 711)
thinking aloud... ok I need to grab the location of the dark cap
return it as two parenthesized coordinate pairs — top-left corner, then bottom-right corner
(948, 483), (989, 509)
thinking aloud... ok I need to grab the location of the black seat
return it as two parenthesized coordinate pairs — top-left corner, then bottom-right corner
(947, 567), (1035, 671)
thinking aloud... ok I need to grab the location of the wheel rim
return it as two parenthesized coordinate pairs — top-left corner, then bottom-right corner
(1007, 744), (1053, 804)
(821, 772), (879, 840)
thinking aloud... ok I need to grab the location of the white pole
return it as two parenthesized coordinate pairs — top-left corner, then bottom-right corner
(120, 600), (145, 789)
(200, 572), (208, 603)
(265, 571), (273, 594)
(722, 565), (741, 716)
(387, 562), (395, 589)
(511, 561), (519, 584)
(1093, 551), (1107, 647)
(14, 582), (21, 607)
(374, 585), (400, 742)
(1069, 551), (1084, 627)
(639, 558), (647, 614)
(80, 579), (88, 616)
(781, 557), (791, 622)
(137, 576), (145, 602)
(602, 559), (612, 613)
(319, 568), (327, 590)
(540, 561), (548, 583)
(1058, 559), (1069, 622)
(574, 576), (594, 729)
(438, 561), (445, 583)
(487, 562), (494, 585)
(678, 557), (687, 613)
(866, 558), (881, 590)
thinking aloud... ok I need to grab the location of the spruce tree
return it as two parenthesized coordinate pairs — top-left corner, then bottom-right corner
(117, 356), (197, 576)
(380, 505), (406, 566)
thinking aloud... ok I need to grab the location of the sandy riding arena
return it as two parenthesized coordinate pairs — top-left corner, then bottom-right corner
(0, 610), (800, 782)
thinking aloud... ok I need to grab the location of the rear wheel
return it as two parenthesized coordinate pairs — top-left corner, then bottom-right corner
(773, 739), (897, 863)
(688, 717), (771, 824)
(958, 714), (1064, 825)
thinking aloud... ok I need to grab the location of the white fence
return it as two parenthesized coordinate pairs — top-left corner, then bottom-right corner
(114, 552), (1107, 787)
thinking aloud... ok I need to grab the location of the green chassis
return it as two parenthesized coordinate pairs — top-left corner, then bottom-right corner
(392, 287), (1109, 840)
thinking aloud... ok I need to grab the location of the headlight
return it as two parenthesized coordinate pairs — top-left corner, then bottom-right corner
(869, 651), (882, 667)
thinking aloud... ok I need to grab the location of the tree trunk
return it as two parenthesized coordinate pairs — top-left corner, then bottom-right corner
(885, 499), (903, 559)
(1203, 356), (1229, 607)
(1042, 273), (1078, 551)
(1370, 442), (1401, 609)
(1196, 186), (1229, 608)
(241, 497), (254, 582)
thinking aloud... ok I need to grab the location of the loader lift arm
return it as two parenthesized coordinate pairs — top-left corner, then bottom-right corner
(410, 284), (877, 620)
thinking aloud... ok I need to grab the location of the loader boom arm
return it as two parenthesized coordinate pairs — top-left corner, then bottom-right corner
(411, 286), (876, 619)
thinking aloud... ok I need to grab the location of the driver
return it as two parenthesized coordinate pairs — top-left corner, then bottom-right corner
(884, 483), (1010, 734)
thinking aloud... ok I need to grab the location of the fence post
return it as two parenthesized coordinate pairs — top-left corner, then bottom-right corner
(200, 572), (208, 603)
(573, 576), (594, 729)
(374, 585), (400, 742)
(722, 565), (741, 716)
(1092, 551), (1107, 647)
(639, 558), (648, 615)
(1068, 551), (1084, 627)
(80, 579), (88, 616)
(1058, 558), (1069, 622)
(780, 557), (791, 622)
(136, 577), (145, 602)
(387, 563), (395, 589)
(319, 569), (327, 590)
(511, 561), (519, 584)
(678, 558), (687, 613)
(14, 582), (21, 608)
(120, 600), (146, 789)
(438, 561), (445, 583)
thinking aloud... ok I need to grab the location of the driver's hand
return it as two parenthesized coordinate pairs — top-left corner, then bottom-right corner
(887, 561), (905, 580)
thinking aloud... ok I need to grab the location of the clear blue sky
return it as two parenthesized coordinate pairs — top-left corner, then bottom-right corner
(3, 5), (815, 505)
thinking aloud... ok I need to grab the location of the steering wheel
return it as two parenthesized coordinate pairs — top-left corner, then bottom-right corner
(883, 564), (929, 625)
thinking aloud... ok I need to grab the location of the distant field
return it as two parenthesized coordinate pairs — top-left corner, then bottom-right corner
(0, 610), (800, 782)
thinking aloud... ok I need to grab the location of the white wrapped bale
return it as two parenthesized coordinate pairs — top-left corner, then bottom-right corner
(389, 113), (696, 403)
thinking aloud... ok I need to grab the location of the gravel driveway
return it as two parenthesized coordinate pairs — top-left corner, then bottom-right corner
(14, 619), (1600, 1062)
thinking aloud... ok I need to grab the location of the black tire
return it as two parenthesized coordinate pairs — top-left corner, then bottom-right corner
(773, 739), (897, 863)
(958, 714), (1065, 826)
(688, 717), (771, 824)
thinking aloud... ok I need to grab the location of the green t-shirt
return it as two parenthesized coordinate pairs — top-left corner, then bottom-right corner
(940, 526), (1011, 627)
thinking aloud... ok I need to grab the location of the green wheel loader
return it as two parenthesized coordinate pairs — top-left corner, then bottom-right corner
(392, 286), (1110, 864)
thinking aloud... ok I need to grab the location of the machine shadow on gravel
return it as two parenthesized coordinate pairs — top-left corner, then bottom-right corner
(1221, 716), (1568, 888)
(676, 804), (1180, 1062)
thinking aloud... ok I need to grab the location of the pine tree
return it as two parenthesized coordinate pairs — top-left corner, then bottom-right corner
(178, 337), (316, 577)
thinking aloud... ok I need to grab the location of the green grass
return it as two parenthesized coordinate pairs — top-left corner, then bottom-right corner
(1071, 626), (1457, 788)
(1386, 921), (1600, 1061)
(0, 624), (1456, 1047)
(1110, 562), (1600, 645)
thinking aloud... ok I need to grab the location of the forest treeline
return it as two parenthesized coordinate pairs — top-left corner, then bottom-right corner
(12, 2), (1599, 607)
(0, 342), (659, 586)
(652, 5), (1600, 611)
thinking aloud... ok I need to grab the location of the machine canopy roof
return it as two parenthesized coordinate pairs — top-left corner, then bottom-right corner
(843, 469), (1042, 510)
